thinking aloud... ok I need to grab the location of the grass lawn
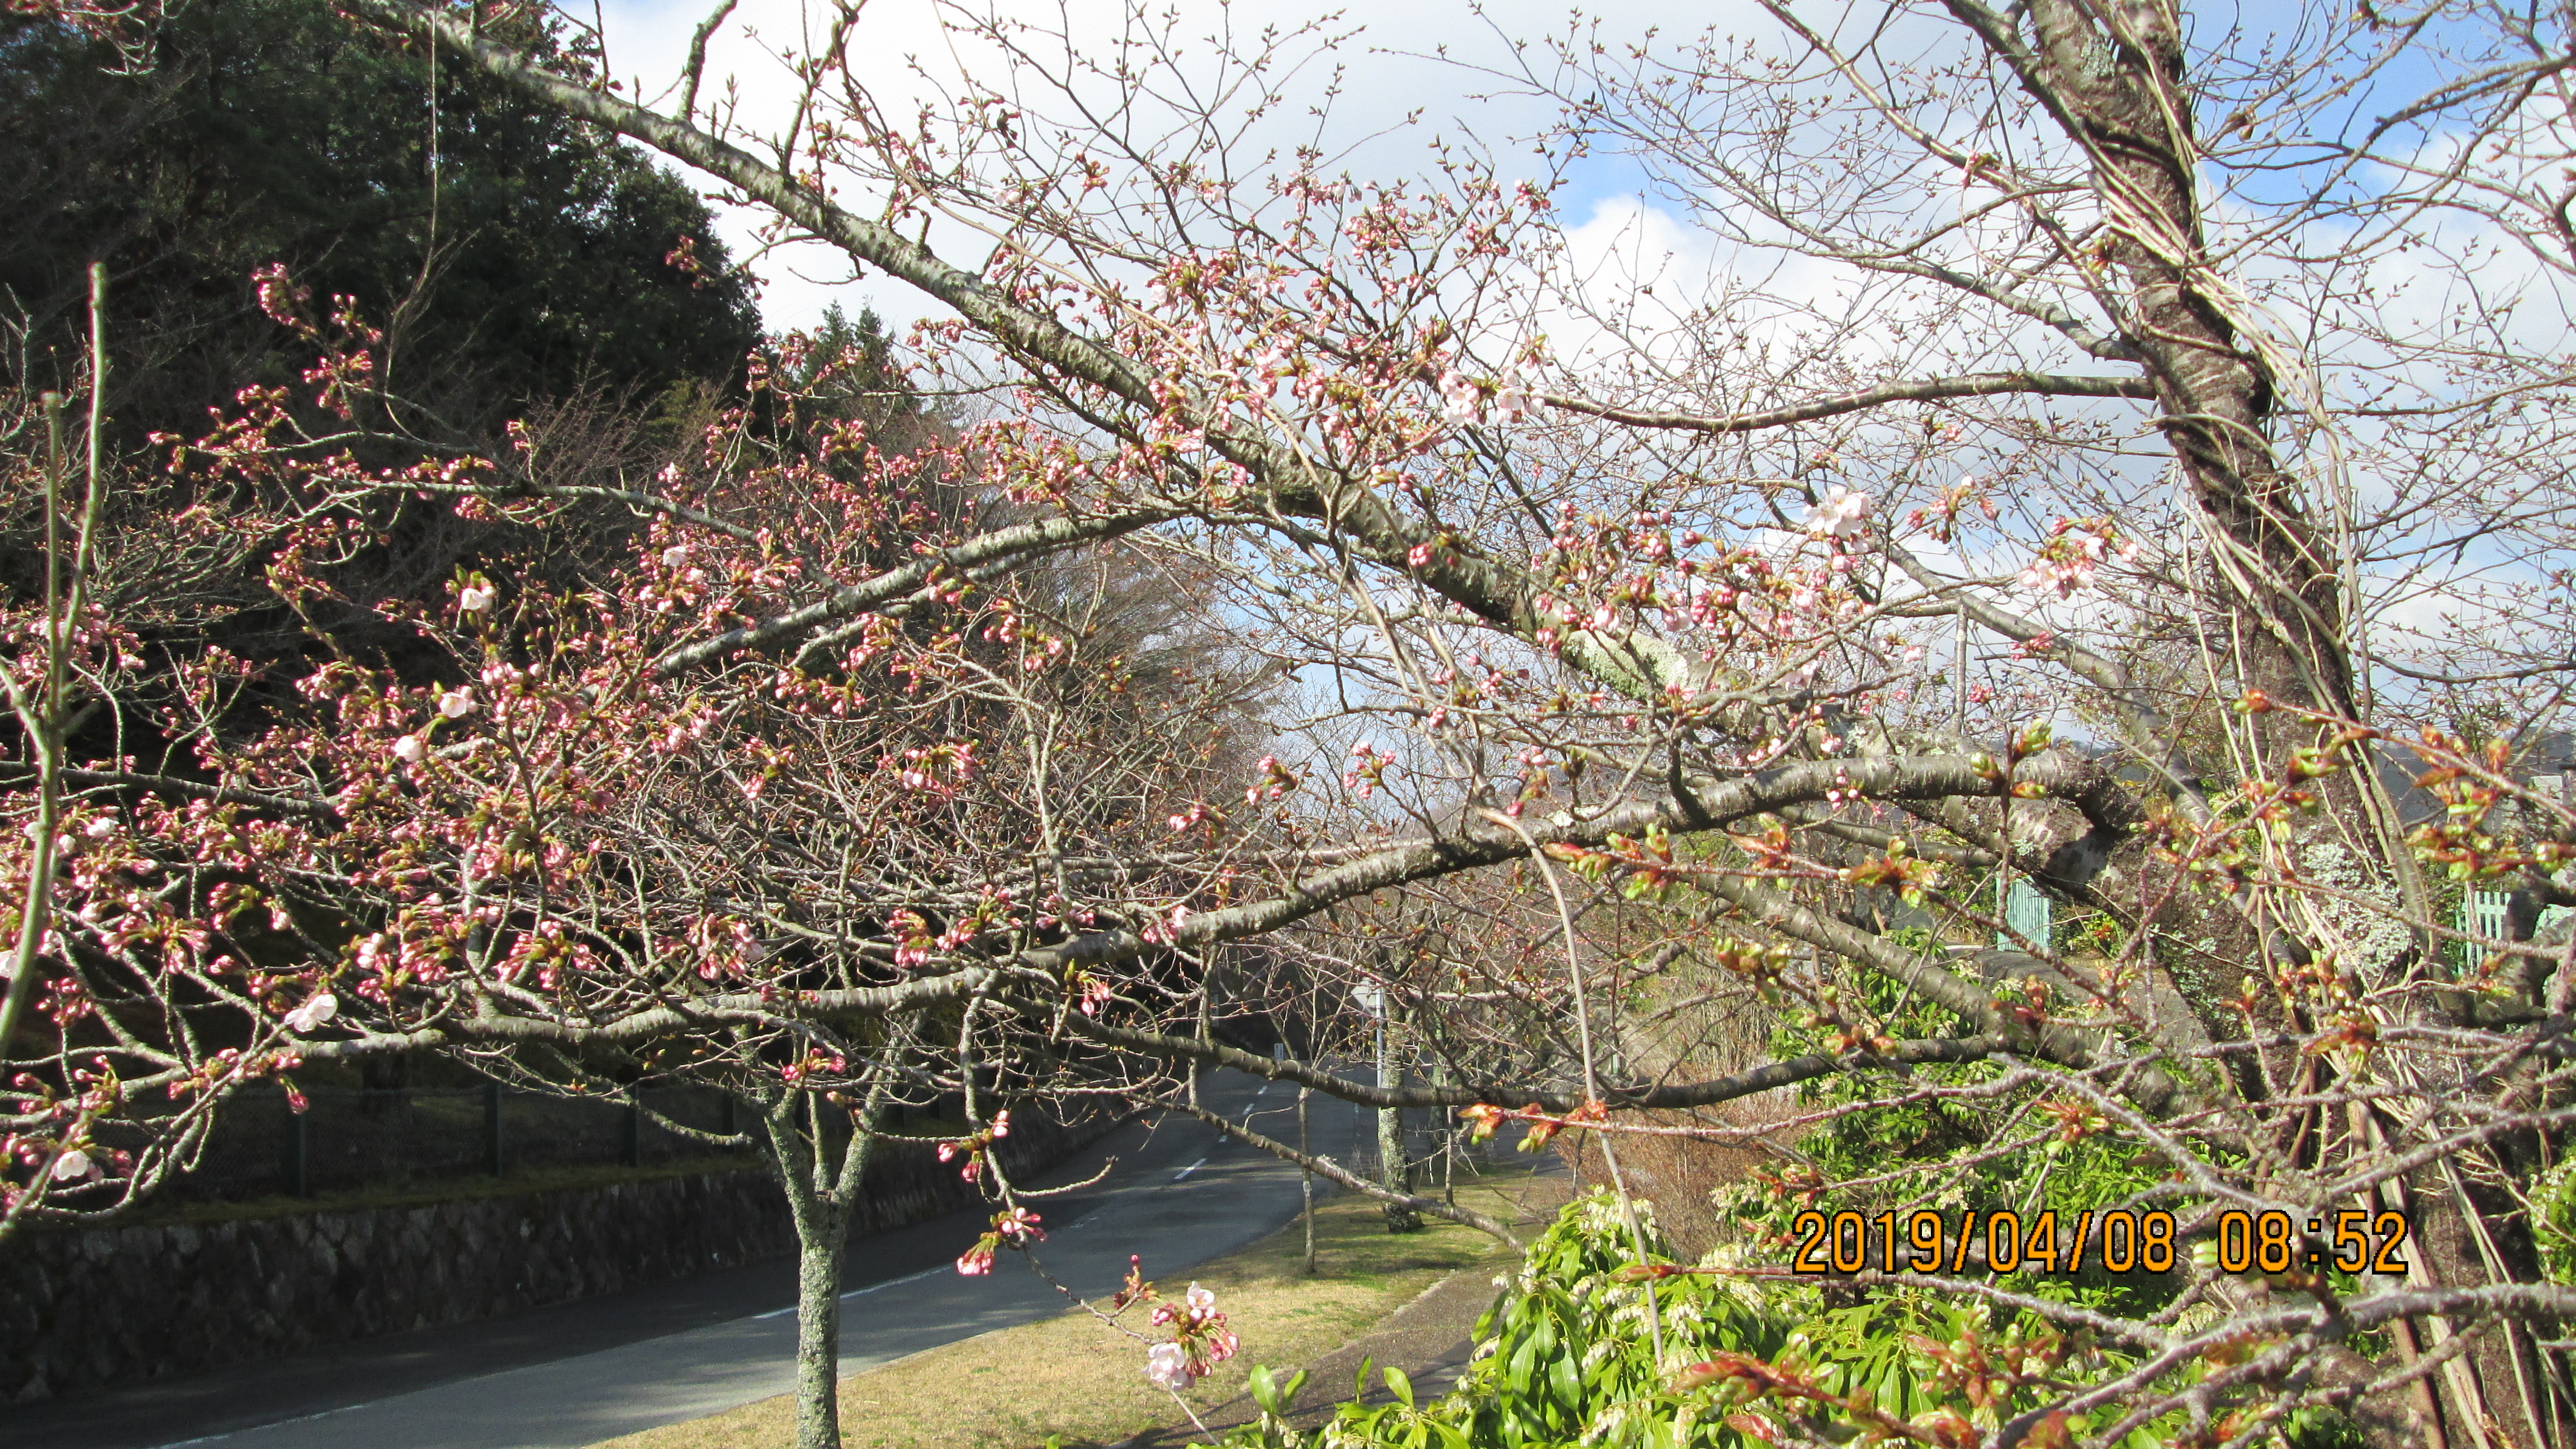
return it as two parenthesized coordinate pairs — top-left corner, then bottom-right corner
(593, 1175), (1538, 1449)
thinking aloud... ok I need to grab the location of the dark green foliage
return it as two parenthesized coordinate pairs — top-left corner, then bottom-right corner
(1739, 939), (2185, 1322)
(1208, 1194), (2369, 1448)
(1220, 1192), (1788, 1449)
(0, 0), (759, 439)
(783, 303), (918, 429)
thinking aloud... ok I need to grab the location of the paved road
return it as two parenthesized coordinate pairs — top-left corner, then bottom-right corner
(9, 1072), (1372, 1449)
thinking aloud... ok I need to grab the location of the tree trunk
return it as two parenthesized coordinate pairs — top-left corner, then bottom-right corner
(756, 1036), (908, 1449)
(1981, 7), (2551, 1442)
(1299, 1082), (1316, 1272)
(789, 1194), (851, 1449)
(1376, 1015), (1420, 1232)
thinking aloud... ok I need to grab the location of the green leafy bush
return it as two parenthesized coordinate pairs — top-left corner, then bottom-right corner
(1206, 1190), (2363, 1449)
(1216, 1190), (1783, 1449)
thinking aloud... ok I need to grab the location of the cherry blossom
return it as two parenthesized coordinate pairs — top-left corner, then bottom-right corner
(1438, 368), (1480, 425)
(1136, 1277), (1238, 1390)
(282, 993), (338, 1033)
(1144, 1341), (1192, 1390)
(1802, 486), (1871, 542)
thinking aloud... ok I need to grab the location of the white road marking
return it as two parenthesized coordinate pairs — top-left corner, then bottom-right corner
(754, 1263), (948, 1319)
(846, 1263), (948, 1299)
(147, 1398), (378, 1449)
(1173, 1155), (1210, 1181)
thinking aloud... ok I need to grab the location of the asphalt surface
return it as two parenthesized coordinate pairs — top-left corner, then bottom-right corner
(7, 1071), (1373, 1449)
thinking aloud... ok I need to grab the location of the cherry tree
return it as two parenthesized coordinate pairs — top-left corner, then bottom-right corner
(16, 0), (2576, 1442)
(319, 0), (2576, 1441)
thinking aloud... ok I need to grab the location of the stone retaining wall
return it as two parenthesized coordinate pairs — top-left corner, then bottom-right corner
(1, 1107), (1120, 1405)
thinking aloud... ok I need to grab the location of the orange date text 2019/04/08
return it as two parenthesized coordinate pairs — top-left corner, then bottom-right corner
(1782, 1208), (2417, 1278)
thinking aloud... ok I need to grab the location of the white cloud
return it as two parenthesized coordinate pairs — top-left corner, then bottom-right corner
(590, 0), (1735, 330)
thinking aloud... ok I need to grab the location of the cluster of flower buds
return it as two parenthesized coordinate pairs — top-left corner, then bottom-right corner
(1140, 902), (1193, 947)
(778, 1049), (849, 1087)
(2017, 515), (2138, 600)
(1066, 970), (1113, 1018)
(1342, 740), (1394, 798)
(1708, 937), (1793, 986)
(954, 1204), (1045, 1276)
(1142, 1280), (1239, 1391)
(936, 1109), (1012, 1185)
(1243, 755), (1300, 806)
(885, 740), (979, 798)
(1455, 1099), (1607, 1154)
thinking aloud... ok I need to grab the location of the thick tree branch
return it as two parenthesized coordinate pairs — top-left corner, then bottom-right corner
(1034, 997), (2009, 1112)
(991, 751), (2140, 985)
(1541, 371), (2149, 435)
(650, 509), (1186, 675)
(295, 967), (1002, 1057)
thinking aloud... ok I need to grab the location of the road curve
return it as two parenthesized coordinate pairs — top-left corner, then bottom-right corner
(10, 1072), (1370, 1449)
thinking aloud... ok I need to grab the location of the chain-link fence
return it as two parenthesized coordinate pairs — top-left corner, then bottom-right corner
(136, 1085), (749, 1203)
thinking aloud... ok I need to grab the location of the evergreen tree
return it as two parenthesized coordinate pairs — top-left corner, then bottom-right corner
(0, 0), (761, 440)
